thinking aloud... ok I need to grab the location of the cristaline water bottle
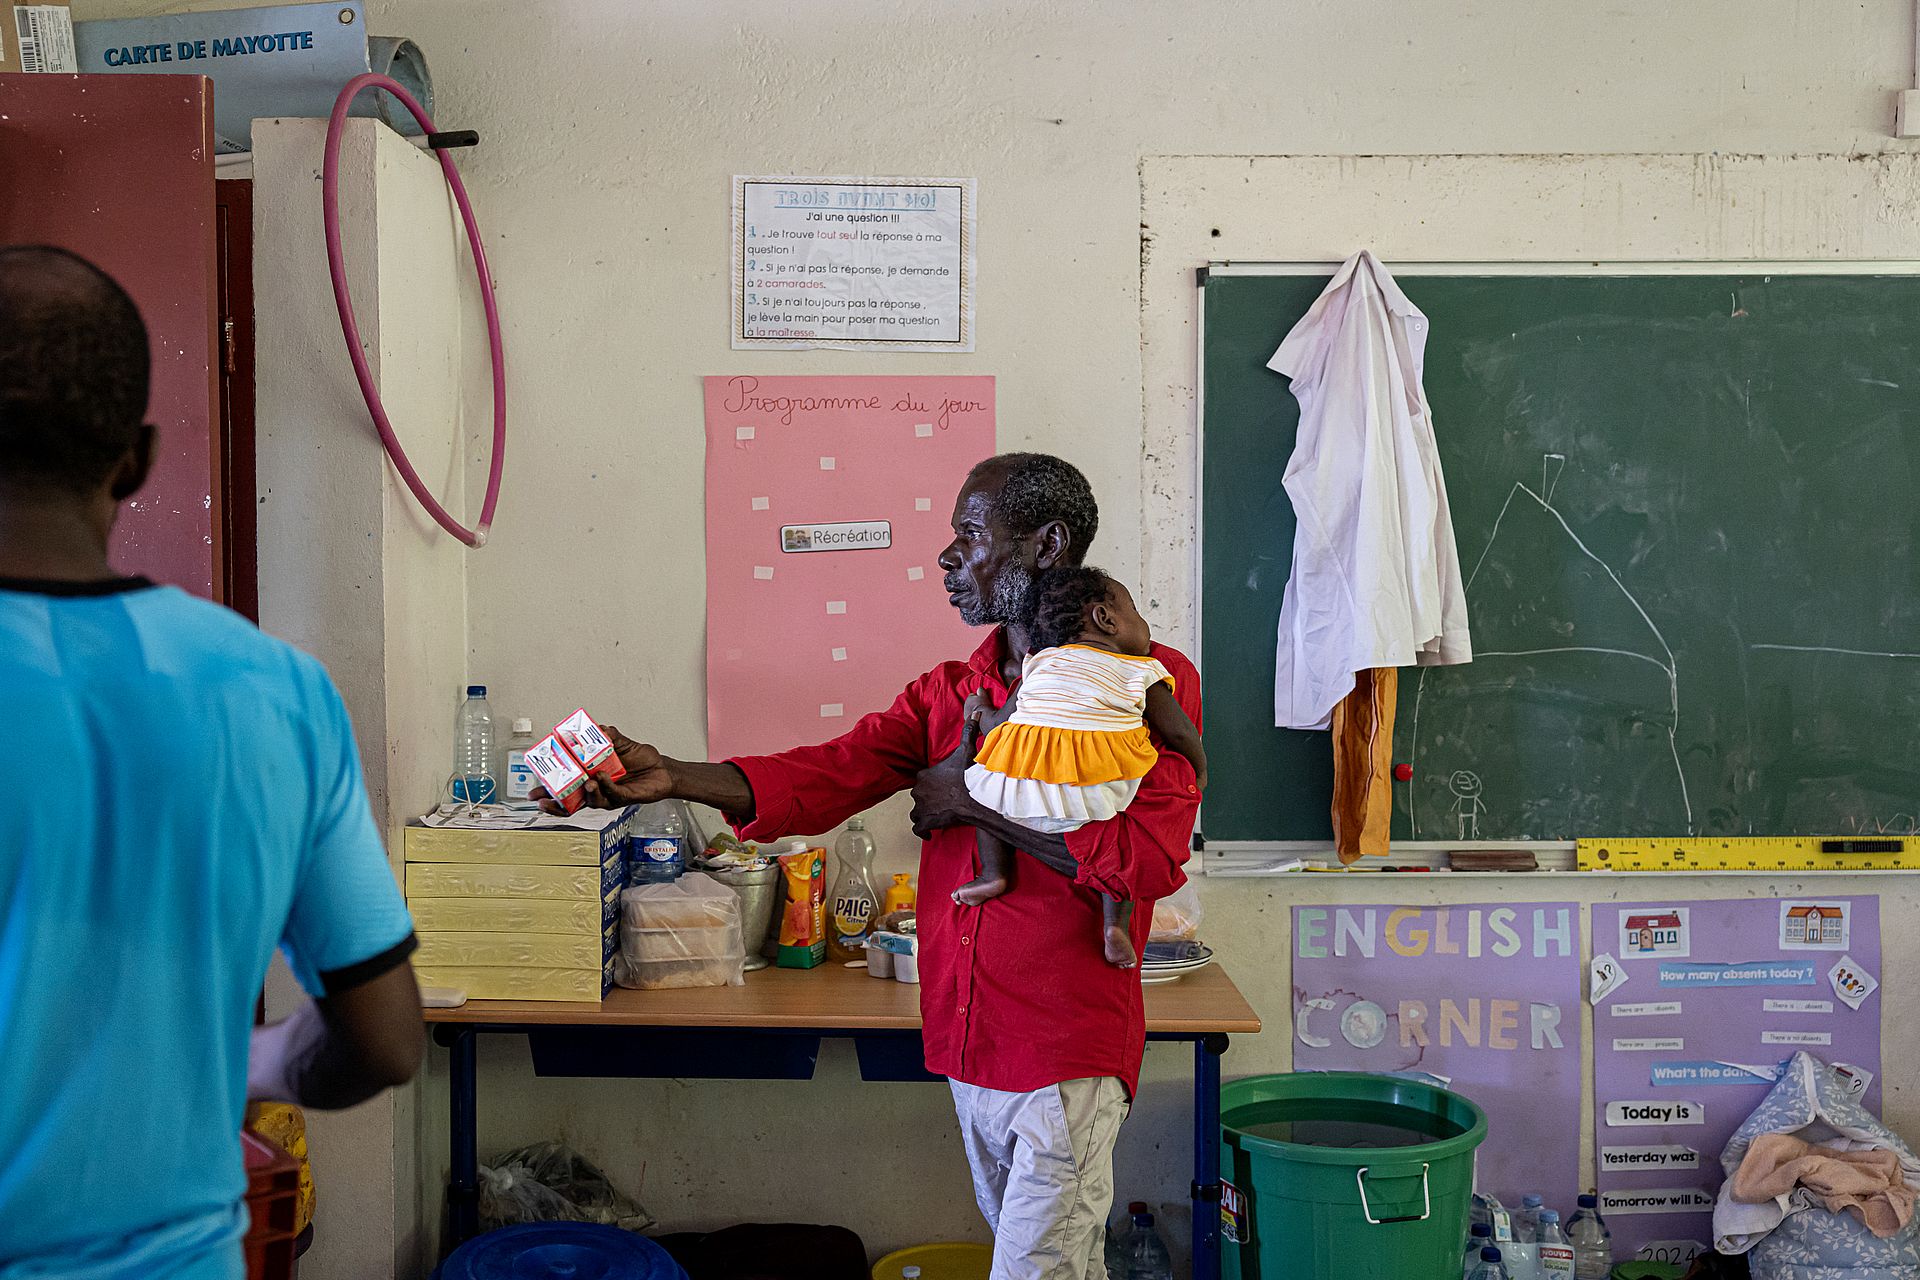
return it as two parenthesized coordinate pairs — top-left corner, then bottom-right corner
(452, 685), (496, 803)
(1567, 1194), (1614, 1280)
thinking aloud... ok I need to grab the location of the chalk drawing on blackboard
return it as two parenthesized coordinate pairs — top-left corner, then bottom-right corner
(1749, 644), (1920, 660)
(1449, 770), (1486, 840)
(1410, 455), (1696, 838)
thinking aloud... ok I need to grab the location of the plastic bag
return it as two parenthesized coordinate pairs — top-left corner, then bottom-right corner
(1150, 880), (1202, 941)
(615, 874), (746, 989)
(477, 1141), (654, 1231)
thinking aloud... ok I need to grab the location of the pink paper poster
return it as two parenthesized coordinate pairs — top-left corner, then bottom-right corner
(704, 375), (995, 763)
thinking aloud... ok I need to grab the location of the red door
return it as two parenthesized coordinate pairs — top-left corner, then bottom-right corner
(0, 73), (221, 600)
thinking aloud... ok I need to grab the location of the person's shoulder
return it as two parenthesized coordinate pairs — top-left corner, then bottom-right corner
(1148, 641), (1197, 678)
(135, 588), (340, 704)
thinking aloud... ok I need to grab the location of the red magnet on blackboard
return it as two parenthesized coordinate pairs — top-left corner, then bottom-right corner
(1392, 763), (1414, 782)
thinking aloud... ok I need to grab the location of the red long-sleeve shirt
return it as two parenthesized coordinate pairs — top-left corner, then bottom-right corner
(729, 629), (1201, 1095)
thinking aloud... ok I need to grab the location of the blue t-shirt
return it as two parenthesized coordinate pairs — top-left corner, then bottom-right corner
(0, 579), (416, 1280)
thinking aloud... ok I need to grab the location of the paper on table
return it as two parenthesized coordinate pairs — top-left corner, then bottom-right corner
(417, 805), (630, 832)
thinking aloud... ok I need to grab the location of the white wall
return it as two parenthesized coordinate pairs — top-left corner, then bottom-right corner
(252, 116), (470, 1279)
(72, 1), (1920, 1274)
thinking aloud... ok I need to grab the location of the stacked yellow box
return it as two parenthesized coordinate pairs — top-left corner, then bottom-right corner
(403, 809), (637, 1002)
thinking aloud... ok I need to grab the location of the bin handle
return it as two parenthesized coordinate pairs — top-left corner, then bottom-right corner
(1354, 1163), (1431, 1225)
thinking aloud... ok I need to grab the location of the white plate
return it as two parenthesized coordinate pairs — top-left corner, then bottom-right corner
(1141, 949), (1216, 980)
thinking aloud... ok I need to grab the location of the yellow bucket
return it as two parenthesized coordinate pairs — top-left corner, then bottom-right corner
(871, 1243), (993, 1280)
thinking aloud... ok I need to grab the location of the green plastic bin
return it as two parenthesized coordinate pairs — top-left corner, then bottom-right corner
(1220, 1072), (1487, 1280)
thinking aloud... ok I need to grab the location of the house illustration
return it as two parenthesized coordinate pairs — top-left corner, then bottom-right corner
(1784, 904), (1843, 945)
(1625, 912), (1684, 954)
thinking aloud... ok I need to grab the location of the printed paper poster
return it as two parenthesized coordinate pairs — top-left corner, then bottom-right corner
(1829, 954), (1879, 1010)
(1292, 903), (1583, 1212)
(1619, 907), (1691, 959)
(1778, 901), (1851, 951)
(732, 175), (977, 351)
(1590, 952), (1627, 1003)
(703, 375), (995, 760)
(1594, 897), (1880, 1261)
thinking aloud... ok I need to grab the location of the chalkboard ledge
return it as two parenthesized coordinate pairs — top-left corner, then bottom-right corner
(1198, 843), (1920, 878)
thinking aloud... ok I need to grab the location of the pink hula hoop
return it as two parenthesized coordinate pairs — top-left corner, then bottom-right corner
(323, 73), (506, 547)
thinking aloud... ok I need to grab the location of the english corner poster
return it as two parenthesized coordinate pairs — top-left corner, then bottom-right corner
(1291, 902), (1583, 1213)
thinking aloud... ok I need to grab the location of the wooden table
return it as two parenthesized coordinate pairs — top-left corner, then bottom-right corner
(425, 963), (1261, 1278)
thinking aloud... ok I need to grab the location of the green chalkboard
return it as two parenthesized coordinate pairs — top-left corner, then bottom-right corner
(1200, 270), (1920, 844)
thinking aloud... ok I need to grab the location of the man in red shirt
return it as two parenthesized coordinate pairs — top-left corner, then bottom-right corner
(564, 454), (1200, 1278)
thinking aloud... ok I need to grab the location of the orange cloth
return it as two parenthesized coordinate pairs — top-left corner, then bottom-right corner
(1732, 1132), (1916, 1238)
(974, 721), (1159, 787)
(1330, 666), (1397, 864)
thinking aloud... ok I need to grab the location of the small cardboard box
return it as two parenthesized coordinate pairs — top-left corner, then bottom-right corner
(555, 708), (627, 783)
(2, 4), (77, 73)
(523, 733), (591, 814)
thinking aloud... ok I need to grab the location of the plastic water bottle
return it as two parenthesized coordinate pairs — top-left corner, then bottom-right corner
(628, 800), (686, 884)
(1535, 1210), (1573, 1277)
(1121, 1210), (1173, 1280)
(1515, 1193), (1546, 1243)
(1462, 1221), (1494, 1276)
(452, 685), (496, 803)
(1105, 1201), (1147, 1277)
(1467, 1247), (1510, 1280)
(1566, 1194), (1614, 1280)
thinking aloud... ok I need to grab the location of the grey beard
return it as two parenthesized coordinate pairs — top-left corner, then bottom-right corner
(977, 563), (1034, 627)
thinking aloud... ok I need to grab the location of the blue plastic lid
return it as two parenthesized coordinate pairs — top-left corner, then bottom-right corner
(467, 685), (487, 697)
(1482, 1247), (1503, 1262)
(434, 1223), (686, 1280)
(1470, 1222), (1492, 1237)
(1521, 1194), (1544, 1207)
(1578, 1193), (1598, 1208)
(1539, 1209), (1560, 1223)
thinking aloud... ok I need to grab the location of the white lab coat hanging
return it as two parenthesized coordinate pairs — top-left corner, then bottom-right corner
(1268, 251), (1472, 731)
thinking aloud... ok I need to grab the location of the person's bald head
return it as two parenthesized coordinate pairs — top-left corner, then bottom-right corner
(0, 246), (151, 499)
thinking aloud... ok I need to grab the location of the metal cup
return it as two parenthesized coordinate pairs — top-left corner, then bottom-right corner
(695, 865), (780, 972)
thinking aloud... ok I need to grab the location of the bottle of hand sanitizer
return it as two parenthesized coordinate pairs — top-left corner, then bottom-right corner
(503, 718), (537, 805)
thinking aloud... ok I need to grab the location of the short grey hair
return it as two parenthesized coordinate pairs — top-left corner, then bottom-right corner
(971, 453), (1098, 564)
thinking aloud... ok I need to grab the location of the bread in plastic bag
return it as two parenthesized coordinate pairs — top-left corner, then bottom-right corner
(477, 1140), (655, 1231)
(1149, 880), (1202, 941)
(615, 874), (746, 989)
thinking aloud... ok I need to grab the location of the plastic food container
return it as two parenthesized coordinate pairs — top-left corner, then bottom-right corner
(615, 877), (746, 990)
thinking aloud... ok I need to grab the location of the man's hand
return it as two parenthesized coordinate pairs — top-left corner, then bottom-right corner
(909, 710), (983, 839)
(534, 725), (673, 813)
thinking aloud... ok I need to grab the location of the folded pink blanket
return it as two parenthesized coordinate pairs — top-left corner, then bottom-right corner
(1732, 1132), (1915, 1238)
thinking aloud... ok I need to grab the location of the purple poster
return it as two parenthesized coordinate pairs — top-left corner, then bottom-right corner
(1291, 902), (1584, 1212)
(1592, 896), (1882, 1265)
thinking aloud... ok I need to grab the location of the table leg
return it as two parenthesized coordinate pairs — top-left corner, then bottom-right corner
(1191, 1033), (1228, 1280)
(448, 1028), (479, 1248)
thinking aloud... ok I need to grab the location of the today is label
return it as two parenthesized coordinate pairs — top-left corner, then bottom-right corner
(1607, 1100), (1704, 1127)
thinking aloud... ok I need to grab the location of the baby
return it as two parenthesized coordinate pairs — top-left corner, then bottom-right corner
(956, 566), (1207, 967)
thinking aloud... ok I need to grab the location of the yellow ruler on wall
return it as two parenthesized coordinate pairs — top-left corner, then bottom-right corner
(1577, 836), (1914, 872)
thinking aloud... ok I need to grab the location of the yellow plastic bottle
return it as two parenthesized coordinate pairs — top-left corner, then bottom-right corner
(882, 872), (916, 915)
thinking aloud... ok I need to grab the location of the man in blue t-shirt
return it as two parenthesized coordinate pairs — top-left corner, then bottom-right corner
(0, 247), (423, 1279)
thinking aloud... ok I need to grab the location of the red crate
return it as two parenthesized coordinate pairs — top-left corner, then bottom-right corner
(242, 1131), (300, 1280)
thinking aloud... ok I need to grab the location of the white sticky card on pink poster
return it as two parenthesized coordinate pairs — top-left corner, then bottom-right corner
(704, 375), (995, 761)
